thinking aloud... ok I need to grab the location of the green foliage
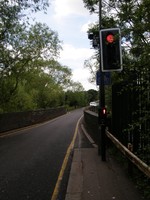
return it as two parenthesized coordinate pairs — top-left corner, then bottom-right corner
(87, 89), (98, 103)
(83, 0), (150, 136)
(83, 0), (99, 13)
(83, 0), (150, 197)
(65, 82), (88, 109)
(0, 0), (86, 113)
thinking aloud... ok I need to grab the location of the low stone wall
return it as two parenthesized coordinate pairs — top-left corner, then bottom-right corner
(84, 109), (99, 144)
(0, 107), (66, 133)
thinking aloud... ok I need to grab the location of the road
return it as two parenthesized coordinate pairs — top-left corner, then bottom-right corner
(0, 108), (84, 200)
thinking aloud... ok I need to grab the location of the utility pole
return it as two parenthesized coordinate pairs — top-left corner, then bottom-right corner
(98, 0), (106, 161)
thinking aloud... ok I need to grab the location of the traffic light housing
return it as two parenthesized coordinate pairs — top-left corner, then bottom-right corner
(100, 28), (122, 72)
(88, 32), (99, 49)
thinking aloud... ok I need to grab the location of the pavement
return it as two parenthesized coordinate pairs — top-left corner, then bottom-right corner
(65, 124), (143, 200)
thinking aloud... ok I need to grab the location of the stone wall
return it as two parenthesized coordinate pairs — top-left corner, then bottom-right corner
(84, 109), (99, 144)
(0, 107), (66, 133)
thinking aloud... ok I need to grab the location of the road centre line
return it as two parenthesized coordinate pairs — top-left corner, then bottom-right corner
(51, 115), (83, 200)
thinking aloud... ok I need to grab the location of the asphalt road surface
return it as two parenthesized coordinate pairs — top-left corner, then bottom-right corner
(0, 108), (84, 200)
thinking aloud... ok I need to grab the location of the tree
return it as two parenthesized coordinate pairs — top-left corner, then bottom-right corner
(83, 0), (150, 127)
(0, 21), (62, 110)
(87, 89), (98, 103)
(0, 0), (81, 112)
(0, 0), (50, 111)
(44, 60), (72, 90)
(0, 0), (86, 113)
(83, 1), (150, 197)
(65, 82), (87, 108)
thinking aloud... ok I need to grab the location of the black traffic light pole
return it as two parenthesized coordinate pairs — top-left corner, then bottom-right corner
(98, 0), (106, 161)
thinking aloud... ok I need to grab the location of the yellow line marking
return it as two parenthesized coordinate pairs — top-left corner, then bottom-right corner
(51, 115), (83, 200)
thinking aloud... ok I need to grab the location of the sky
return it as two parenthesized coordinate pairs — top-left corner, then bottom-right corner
(31, 0), (98, 91)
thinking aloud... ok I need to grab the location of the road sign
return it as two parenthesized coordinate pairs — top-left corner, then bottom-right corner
(96, 71), (111, 85)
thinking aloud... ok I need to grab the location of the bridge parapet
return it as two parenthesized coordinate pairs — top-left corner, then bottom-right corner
(0, 107), (66, 133)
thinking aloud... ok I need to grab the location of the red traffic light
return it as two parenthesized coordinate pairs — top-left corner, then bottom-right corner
(106, 34), (115, 43)
(102, 107), (107, 115)
(102, 107), (106, 115)
(100, 107), (107, 117)
(100, 28), (123, 72)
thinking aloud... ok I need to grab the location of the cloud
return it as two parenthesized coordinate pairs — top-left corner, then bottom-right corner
(81, 21), (90, 33)
(58, 43), (97, 90)
(73, 68), (95, 88)
(49, 0), (97, 90)
(30, 0), (97, 90)
(80, 20), (97, 33)
(60, 44), (93, 59)
(53, 0), (89, 18)
(58, 44), (94, 68)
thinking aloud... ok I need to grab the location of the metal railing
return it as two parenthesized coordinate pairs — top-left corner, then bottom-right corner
(106, 130), (150, 178)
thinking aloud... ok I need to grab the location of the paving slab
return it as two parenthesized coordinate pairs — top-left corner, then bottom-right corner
(65, 148), (142, 200)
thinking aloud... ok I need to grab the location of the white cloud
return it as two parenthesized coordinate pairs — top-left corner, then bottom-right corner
(73, 68), (97, 90)
(30, 0), (97, 90)
(60, 44), (93, 61)
(58, 43), (97, 90)
(81, 21), (91, 33)
(53, 0), (89, 18)
(81, 21), (97, 33)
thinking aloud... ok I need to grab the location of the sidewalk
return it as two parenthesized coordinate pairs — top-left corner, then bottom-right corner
(65, 136), (143, 200)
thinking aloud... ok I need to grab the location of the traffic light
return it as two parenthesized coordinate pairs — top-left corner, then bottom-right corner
(88, 32), (99, 49)
(100, 107), (107, 118)
(99, 107), (107, 125)
(100, 28), (122, 72)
